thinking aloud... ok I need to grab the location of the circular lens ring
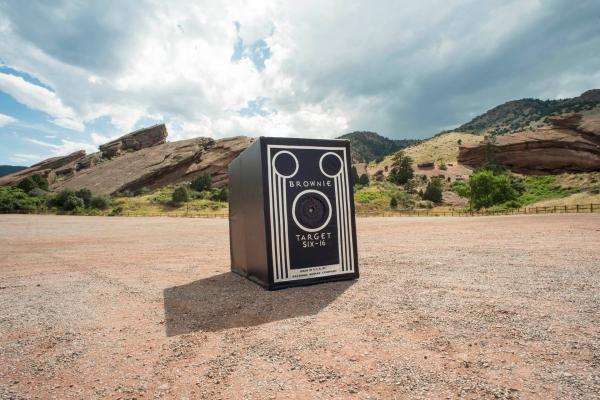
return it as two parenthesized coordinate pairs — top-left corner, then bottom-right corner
(291, 189), (332, 233)
(298, 196), (326, 226)
(272, 150), (299, 178)
(319, 152), (344, 178)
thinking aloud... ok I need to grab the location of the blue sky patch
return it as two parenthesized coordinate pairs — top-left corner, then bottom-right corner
(230, 21), (272, 71)
(239, 97), (269, 117)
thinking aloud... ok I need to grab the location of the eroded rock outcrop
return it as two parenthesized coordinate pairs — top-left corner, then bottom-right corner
(458, 113), (600, 174)
(75, 153), (103, 171)
(1, 124), (254, 194)
(0, 150), (86, 187)
(183, 136), (255, 187)
(51, 136), (254, 194)
(99, 124), (167, 158)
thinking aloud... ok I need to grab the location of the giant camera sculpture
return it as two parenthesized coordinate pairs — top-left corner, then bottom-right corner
(229, 137), (359, 290)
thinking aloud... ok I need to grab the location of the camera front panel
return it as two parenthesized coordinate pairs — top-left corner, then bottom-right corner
(267, 144), (356, 283)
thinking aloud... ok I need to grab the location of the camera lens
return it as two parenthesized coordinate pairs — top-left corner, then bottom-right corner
(293, 191), (331, 231)
(300, 196), (325, 225)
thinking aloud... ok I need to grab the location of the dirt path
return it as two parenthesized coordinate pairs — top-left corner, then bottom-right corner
(1, 214), (599, 399)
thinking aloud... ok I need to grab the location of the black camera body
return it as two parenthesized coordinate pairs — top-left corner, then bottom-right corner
(229, 137), (359, 290)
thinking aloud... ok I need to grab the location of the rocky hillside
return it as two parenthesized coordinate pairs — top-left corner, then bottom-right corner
(364, 90), (600, 179)
(459, 113), (600, 174)
(0, 124), (253, 195)
(361, 132), (481, 178)
(337, 131), (419, 163)
(402, 132), (482, 164)
(457, 89), (600, 135)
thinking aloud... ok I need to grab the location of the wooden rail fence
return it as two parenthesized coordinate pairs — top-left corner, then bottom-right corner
(1, 204), (599, 218)
(357, 203), (600, 217)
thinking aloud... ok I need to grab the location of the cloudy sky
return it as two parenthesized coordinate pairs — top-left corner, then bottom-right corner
(1, 0), (599, 165)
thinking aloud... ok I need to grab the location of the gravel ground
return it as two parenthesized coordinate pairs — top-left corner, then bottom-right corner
(0, 214), (599, 399)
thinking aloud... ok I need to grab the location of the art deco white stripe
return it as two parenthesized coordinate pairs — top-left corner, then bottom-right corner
(334, 176), (344, 271)
(269, 149), (290, 282)
(340, 170), (348, 271)
(278, 175), (287, 279)
(270, 151), (280, 280)
(342, 153), (355, 272)
(339, 175), (346, 271)
(283, 175), (290, 279)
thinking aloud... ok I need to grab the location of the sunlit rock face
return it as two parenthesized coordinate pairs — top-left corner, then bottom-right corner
(99, 124), (168, 159)
(458, 114), (600, 174)
(0, 124), (255, 194)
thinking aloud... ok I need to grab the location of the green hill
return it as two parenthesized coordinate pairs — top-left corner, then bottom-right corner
(337, 131), (419, 163)
(456, 89), (600, 135)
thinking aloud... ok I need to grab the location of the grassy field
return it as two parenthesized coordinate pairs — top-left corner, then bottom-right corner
(354, 182), (417, 212)
(112, 186), (228, 216)
(524, 172), (600, 207)
(530, 192), (600, 207)
(404, 131), (483, 163)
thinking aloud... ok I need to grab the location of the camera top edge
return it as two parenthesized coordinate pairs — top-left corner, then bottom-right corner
(231, 136), (352, 167)
(257, 136), (351, 146)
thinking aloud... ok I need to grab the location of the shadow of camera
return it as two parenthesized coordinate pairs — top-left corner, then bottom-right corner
(162, 272), (354, 336)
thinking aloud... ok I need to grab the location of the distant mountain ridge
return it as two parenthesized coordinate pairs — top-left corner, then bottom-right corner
(0, 165), (27, 177)
(457, 89), (600, 136)
(337, 131), (419, 163)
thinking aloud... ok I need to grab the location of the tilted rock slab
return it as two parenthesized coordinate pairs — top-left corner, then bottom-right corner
(52, 136), (254, 194)
(0, 150), (86, 187)
(458, 113), (600, 174)
(1, 119), (253, 194)
(99, 124), (168, 158)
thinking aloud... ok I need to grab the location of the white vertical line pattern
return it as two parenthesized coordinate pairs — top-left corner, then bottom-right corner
(342, 151), (355, 272)
(340, 167), (348, 271)
(334, 176), (343, 271)
(277, 173), (282, 280)
(280, 175), (287, 279)
(268, 147), (278, 281)
(277, 175), (284, 280)
(283, 176), (290, 279)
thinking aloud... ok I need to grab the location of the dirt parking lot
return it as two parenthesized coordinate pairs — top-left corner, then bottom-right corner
(0, 214), (599, 399)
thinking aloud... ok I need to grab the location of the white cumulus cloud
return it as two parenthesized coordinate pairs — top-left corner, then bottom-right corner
(24, 137), (97, 156)
(0, 72), (84, 131)
(0, 0), (598, 145)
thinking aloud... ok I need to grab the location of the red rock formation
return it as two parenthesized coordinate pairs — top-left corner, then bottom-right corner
(51, 136), (254, 194)
(417, 160), (435, 169)
(99, 124), (167, 158)
(458, 114), (600, 174)
(1, 124), (254, 194)
(0, 150), (86, 186)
